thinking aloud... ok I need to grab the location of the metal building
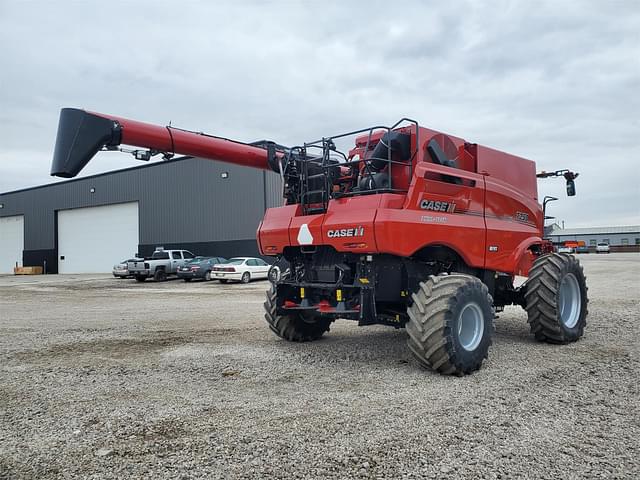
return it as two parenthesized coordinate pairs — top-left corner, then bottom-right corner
(0, 156), (282, 274)
(547, 225), (640, 252)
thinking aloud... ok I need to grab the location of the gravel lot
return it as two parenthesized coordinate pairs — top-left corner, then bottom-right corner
(1, 253), (639, 479)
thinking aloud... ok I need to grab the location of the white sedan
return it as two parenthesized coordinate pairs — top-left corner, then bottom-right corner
(212, 257), (271, 283)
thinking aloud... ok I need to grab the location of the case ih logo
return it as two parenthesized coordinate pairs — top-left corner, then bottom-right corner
(420, 199), (456, 213)
(327, 226), (365, 238)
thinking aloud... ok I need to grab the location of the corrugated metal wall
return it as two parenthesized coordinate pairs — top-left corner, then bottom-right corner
(264, 170), (284, 209)
(0, 156), (283, 254)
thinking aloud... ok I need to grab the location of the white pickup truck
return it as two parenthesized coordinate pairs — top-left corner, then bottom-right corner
(128, 248), (196, 282)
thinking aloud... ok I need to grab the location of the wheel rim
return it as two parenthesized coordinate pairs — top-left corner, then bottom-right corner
(457, 302), (484, 351)
(242, 273), (249, 283)
(559, 273), (581, 328)
(268, 266), (279, 283)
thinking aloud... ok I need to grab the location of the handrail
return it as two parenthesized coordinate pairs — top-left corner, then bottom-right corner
(298, 118), (420, 214)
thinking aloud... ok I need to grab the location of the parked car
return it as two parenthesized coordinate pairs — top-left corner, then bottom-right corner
(177, 256), (227, 282)
(128, 248), (196, 281)
(596, 242), (611, 254)
(557, 246), (574, 254)
(575, 245), (589, 254)
(112, 258), (141, 278)
(212, 257), (272, 283)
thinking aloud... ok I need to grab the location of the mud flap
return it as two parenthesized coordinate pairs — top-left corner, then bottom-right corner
(358, 288), (377, 326)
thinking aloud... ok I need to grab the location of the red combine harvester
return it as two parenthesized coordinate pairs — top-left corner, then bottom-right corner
(51, 108), (588, 375)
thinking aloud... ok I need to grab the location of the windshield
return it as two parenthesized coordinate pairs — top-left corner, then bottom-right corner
(226, 258), (246, 265)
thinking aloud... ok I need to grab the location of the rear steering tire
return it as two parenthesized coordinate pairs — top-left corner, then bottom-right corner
(524, 253), (588, 343)
(406, 274), (494, 376)
(264, 287), (332, 342)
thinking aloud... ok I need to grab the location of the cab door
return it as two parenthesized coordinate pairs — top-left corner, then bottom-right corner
(170, 251), (183, 272)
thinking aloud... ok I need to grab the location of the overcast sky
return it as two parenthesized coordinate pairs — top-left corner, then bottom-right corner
(0, 0), (638, 227)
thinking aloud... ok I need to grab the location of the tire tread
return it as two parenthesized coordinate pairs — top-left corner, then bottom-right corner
(406, 273), (494, 376)
(524, 253), (588, 344)
(264, 287), (332, 342)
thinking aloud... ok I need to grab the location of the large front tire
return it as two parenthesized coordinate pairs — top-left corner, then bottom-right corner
(264, 287), (332, 342)
(406, 274), (494, 376)
(524, 253), (588, 343)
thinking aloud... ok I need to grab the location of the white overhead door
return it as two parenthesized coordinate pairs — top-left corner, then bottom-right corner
(58, 202), (139, 274)
(0, 215), (24, 273)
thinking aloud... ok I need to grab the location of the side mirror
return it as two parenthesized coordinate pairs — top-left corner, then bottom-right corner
(566, 178), (576, 196)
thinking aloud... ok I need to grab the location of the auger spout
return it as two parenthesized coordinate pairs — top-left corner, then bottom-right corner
(50, 108), (278, 178)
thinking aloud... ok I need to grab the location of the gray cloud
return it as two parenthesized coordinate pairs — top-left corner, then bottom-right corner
(1, 0), (638, 227)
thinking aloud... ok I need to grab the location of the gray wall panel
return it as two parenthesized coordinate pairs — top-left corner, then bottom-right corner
(0, 156), (282, 251)
(265, 171), (284, 209)
(138, 159), (266, 243)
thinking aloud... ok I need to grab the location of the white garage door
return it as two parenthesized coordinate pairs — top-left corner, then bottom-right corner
(58, 202), (139, 274)
(0, 215), (24, 273)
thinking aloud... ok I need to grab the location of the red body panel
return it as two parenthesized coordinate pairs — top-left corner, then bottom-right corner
(476, 145), (538, 200)
(258, 126), (544, 277)
(289, 214), (325, 248)
(322, 197), (380, 252)
(374, 206), (487, 268)
(484, 175), (543, 275)
(258, 205), (299, 254)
